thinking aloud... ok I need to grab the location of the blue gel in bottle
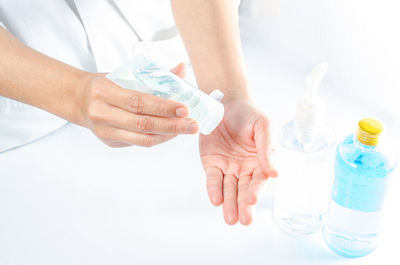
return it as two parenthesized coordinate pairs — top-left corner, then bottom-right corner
(323, 118), (397, 258)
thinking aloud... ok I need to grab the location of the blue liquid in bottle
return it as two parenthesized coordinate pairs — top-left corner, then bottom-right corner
(323, 118), (397, 258)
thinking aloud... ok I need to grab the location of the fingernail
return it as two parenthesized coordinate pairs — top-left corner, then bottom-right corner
(176, 107), (188, 117)
(187, 122), (198, 134)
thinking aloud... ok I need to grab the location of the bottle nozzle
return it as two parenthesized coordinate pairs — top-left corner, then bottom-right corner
(305, 62), (328, 98)
(295, 62), (329, 133)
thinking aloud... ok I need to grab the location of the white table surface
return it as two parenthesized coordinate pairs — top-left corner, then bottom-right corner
(1, 39), (399, 265)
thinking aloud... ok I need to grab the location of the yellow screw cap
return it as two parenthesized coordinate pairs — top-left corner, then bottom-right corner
(357, 118), (383, 146)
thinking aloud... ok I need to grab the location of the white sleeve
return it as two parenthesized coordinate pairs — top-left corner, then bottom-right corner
(0, 22), (7, 29)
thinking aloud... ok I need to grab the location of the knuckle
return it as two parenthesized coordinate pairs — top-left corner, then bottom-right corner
(238, 182), (248, 191)
(136, 116), (154, 131)
(106, 142), (128, 148)
(159, 103), (169, 116)
(89, 82), (106, 100)
(141, 136), (157, 147)
(87, 106), (104, 123)
(95, 128), (109, 139)
(206, 179), (221, 190)
(129, 94), (145, 114)
(105, 141), (118, 148)
(224, 181), (236, 189)
(258, 115), (270, 129)
(168, 122), (179, 134)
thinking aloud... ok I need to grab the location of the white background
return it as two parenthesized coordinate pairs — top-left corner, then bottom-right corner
(1, 1), (400, 264)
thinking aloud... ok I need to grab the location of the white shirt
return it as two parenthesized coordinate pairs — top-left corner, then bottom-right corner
(0, 0), (189, 153)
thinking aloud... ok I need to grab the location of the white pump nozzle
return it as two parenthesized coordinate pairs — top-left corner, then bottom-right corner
(295, 63), (329, 132)
(305, 62), (328, 99)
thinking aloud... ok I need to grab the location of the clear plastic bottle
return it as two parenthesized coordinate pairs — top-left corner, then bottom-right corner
(273, 63), (336, 236)
(323, 118), (397, 257)
(106, 54), (224, 135)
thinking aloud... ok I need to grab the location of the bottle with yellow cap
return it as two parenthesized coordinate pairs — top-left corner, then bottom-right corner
(323, 118), (397, 258)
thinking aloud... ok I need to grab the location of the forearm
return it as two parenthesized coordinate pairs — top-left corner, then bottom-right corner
(171, 0), (250, 100)
(0, 28), (89, 125)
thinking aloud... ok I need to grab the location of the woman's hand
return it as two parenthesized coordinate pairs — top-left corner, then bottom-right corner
(78, 64), (199, 147)
(200, 98), (278, 225)
(0, 28), (197, 148)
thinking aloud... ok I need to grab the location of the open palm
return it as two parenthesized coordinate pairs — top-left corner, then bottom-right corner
(200, 98), (277, 225)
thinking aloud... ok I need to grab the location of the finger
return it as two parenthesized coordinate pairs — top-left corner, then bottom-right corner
(205, 167), (223, 206)
(247, 167), (269, 205)
(222, 175), (238, 225)
(238, 175), (253, 225)
(96, 126), (176, 147)
(102, 105), (198, 135)
(170, 63), (187, 79)
(254, 116), (278, 178)
(103, 141), (130, 148)
(105, 85), (190, 118)
(118, 130), (176, 147)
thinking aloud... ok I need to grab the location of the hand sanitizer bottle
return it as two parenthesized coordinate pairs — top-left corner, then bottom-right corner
(272, 63), (336, 235)
(323, 118), (397, 257)
(106, 54), (224, 135)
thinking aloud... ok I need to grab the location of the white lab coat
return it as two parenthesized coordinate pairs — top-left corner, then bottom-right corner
(0, 0), (190, 153)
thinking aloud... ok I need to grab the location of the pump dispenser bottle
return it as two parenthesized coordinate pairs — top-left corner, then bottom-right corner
(273, 63), (336, 236)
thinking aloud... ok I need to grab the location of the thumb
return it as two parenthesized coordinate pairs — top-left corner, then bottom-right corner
(254, 116), (278, 178)
(170, 63), (187, 79)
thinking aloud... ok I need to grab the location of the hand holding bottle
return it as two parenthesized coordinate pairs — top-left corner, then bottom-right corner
(78, 64), (199, 147)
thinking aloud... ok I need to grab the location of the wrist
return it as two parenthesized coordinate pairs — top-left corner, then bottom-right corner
(70, 70), (94, 127)
(221, 91), (251, 105)
(200, 81), (252, 105)
(219, 84), (252, 106)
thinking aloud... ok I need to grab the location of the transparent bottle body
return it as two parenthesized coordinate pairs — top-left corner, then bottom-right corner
(106, 55), (223, 134)
(323, 134), (397, 257)
(273, 121), (336, 236)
